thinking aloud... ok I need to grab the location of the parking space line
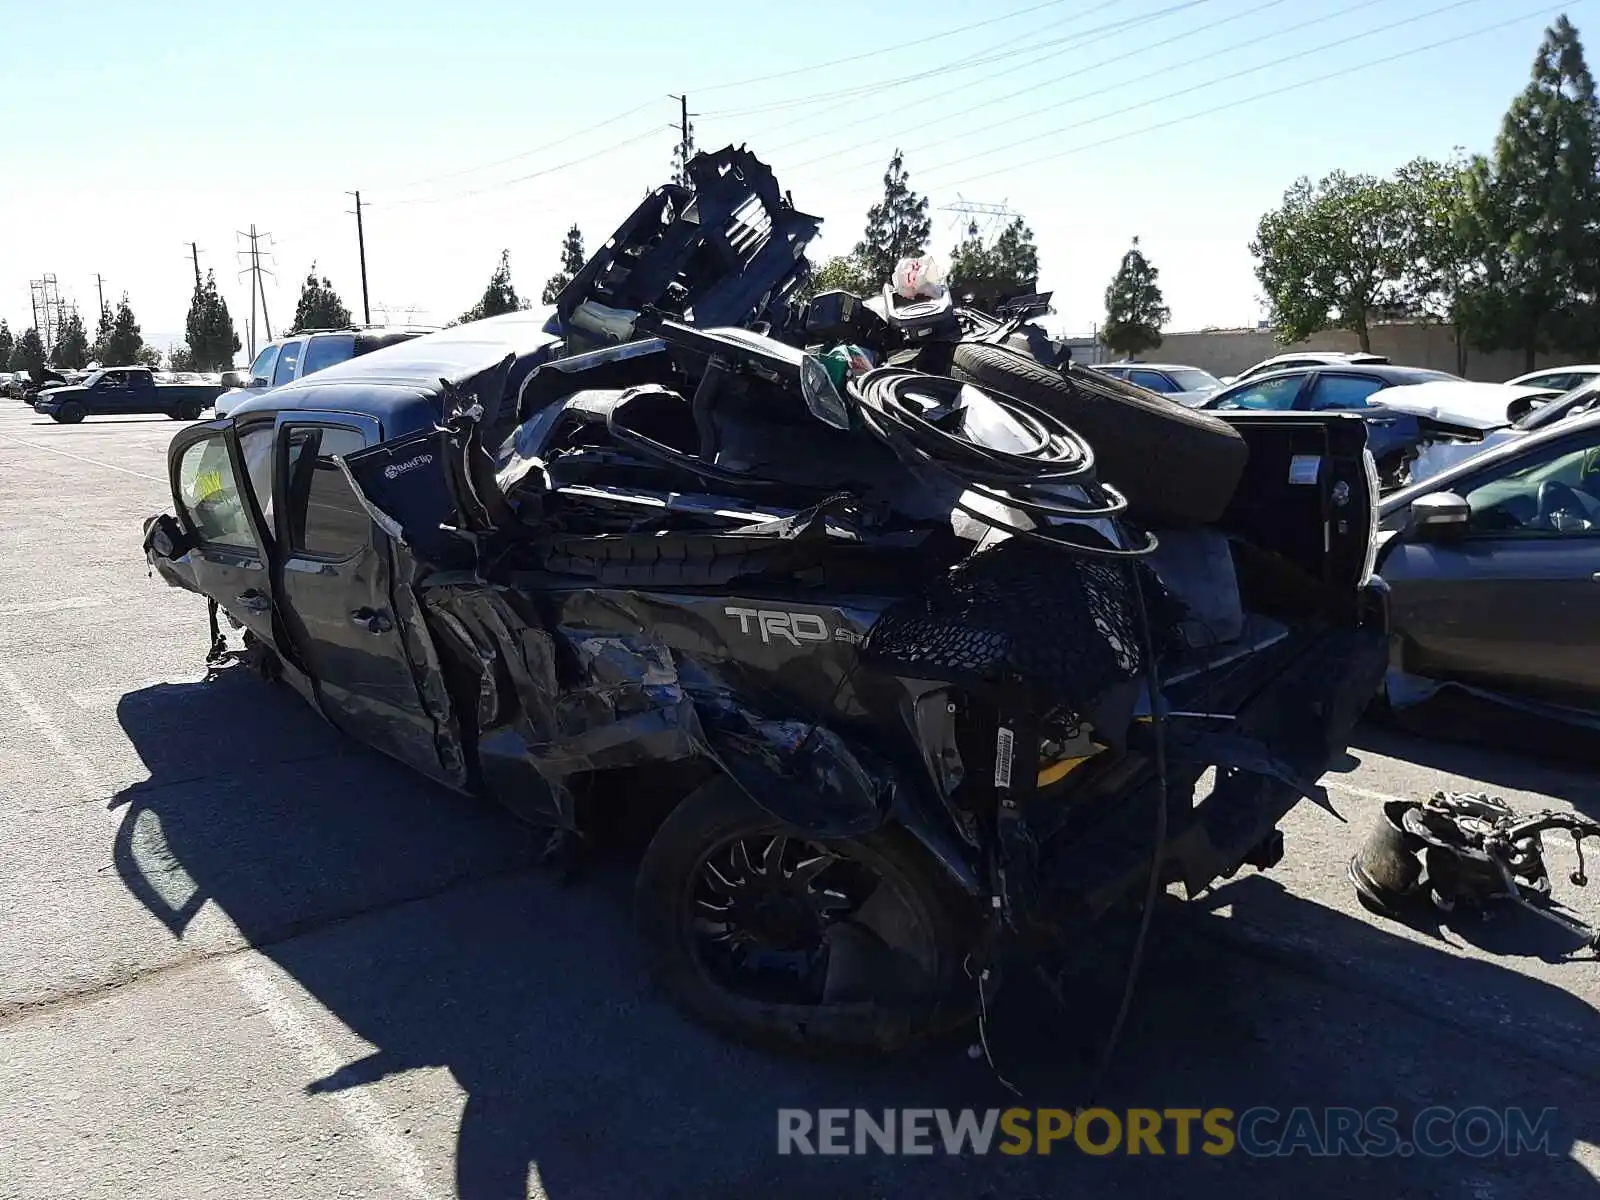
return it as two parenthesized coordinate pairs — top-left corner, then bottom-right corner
(0, 654), (444, 1200)
(0, 663), (98, 787)
(230, 958), (442, 1200)
(1325, 779), (1408, 805)
(0, 596), (114, 619)
(0, 431), (165, 483)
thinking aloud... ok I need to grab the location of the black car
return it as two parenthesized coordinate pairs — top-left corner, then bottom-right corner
(34, 366), (223, 423)
(1200, 363), (1466, 486)
(1375, 409), (1600, 719)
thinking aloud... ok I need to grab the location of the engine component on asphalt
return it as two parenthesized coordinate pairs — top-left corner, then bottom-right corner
(1350, 790), (1600, 951)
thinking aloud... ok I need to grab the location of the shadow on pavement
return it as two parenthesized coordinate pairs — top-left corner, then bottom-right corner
(109, 665), (1599, 1198)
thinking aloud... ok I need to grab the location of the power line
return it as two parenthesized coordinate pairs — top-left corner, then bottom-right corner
(386, 101), (657, 190)
(376, 124), (674, 207)
(702, 0), (1195, 120)
(796, 0), (1494, 188)
(931, 1), (1580, 191)
(912, 0), (1494, 179)
(746, 0), (1137, 150)
(691, 0), (1089, 95)
(773, 0), (1302, 167)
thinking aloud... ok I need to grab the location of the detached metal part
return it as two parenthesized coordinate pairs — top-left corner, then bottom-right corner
(1351, 790), (1600, 951)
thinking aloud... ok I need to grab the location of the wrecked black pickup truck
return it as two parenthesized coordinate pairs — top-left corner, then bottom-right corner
(142, 149), (1389, 1054)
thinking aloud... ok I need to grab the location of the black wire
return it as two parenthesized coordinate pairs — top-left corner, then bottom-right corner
(1090, 559), (1169, 1085)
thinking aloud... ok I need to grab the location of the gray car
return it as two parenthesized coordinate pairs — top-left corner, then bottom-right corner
(1375, 408), (1600, 717)
(1088, 361), (1223, 405)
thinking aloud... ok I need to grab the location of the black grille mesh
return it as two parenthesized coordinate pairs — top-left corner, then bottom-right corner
(861, 538), (1182, 712)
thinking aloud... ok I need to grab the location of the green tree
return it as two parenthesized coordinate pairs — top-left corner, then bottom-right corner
(1251, 171), (1410, 351)
(11, 327), (47, 375)
(52, 310), (91, 368)
(1100, 238), (1170, 357)
(670, 118), (696, 187)
(1457, 16), (1600, 369)
(540, 224), (587, 304)
(168, 344), (197, 371)
(1391, 153), (1479, 372)
(0, 320), (15, 372)
(458, 250), (523, 324)
(855, 149), (932, 288)
(134, 345), (162, 367)
(795, 252), (876, 303)
(289, 265), (352, 333)
(948, 216), (1041, 312)
(90, 306), (115, 363)
(185, 270), (242, 371)
(103, 295), (145, 365)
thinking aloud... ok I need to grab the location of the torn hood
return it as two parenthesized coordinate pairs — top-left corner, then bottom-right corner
(1372, 381), (1553, 430)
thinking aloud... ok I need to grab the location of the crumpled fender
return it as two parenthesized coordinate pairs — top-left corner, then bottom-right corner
(698, 715), (894, 840)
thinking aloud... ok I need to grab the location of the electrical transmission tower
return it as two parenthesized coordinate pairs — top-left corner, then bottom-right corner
(29, 275), (65, 355)
(939, 197), (1020, 243)
(371, 301), (425, 326)
(235, 226), (276, 358)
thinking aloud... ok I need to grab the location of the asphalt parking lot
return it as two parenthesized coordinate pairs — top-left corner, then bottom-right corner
(1, 401), (1597, 1200)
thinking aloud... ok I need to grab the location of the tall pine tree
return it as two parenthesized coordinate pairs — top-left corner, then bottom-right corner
(1101, 238), (1171, 358)
(541, 224), (586, 304)
(53, 311), (90, 368)
(0, 320), (15, 373)
(948, 216), (1041, 312)
(855, 150), (932, 288)
(1459, 15), (1600, 368)
(104, 295), (145, 365)
(91, 306), (115, 364)
(185, 270), (242, 371)
(670, 119), (697, 187)
(12, 327), (47, 376)
(458, 250), (524, 323)
(289, 265), (352, 333)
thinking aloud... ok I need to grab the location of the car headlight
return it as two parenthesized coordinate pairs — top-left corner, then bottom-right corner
(799, 353), (851, 430)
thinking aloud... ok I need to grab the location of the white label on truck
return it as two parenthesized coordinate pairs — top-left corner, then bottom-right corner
(994, 726), (1015, 790)
(1288, 454), (1323, 485)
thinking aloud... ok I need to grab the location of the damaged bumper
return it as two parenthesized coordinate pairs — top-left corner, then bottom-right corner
(1032, 615), (1390, 930)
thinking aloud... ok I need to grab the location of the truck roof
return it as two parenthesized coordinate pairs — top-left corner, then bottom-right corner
(228, 308), (562, 440)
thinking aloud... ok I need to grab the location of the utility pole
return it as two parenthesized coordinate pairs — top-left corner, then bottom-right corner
(347, 190), (371, 324)
(236, 225), (276, 358)
(667, 93), (696, 183)
(184, 243), (202, 290)
(92, 274), (107, 317)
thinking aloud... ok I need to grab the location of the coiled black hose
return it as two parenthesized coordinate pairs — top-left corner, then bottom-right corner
(849, 367), (1158, 558)
(852, 364), (1167, 1091)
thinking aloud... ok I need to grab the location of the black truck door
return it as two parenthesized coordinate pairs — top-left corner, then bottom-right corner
(270, 412), (455, 784)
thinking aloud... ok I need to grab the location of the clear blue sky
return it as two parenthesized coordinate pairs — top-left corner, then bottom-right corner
(0, 0), (1583, 359)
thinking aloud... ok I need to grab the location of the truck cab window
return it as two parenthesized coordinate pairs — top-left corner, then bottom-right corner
(282, 425), (371, 558)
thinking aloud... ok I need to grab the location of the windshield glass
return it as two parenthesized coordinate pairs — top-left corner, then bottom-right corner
(1166, 368), (1222, 391)
(80, 371), (104, 388)
(1515, 380), (1600, 430)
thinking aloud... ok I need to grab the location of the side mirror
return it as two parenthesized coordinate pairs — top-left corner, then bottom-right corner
(220, 371), (243, 389)
(1408, 491), (1471, 540)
